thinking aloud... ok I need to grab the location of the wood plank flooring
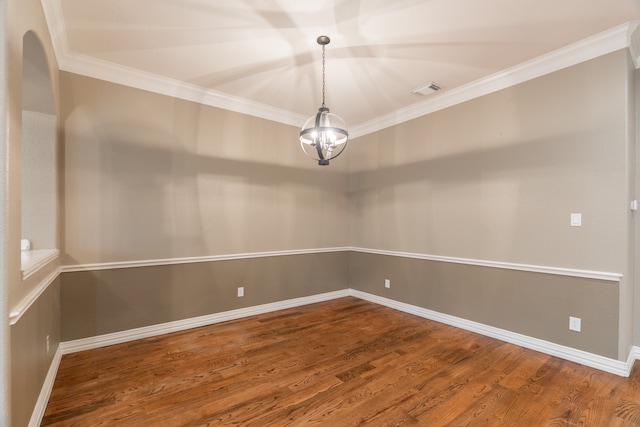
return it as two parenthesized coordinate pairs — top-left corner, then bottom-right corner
(42, 297), (640, 426)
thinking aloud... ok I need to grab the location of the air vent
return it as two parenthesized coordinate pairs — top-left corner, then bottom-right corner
(411, 82), (441, 96)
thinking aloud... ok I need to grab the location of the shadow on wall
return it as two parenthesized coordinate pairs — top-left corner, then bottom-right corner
(60, 251), (350, 341)
(349, 128), (617, 191)
(347, 126), (623, 270)
(63, 105), (350, 265)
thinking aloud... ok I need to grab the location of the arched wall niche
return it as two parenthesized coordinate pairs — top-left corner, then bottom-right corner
(20, 30), (57, 272)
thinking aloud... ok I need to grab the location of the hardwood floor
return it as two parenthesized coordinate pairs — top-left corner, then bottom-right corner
(42, 297), (640, 426)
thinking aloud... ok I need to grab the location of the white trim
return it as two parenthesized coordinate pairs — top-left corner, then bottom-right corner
(350, 247), (623, 282)
(39, 3), (638, 137)
(41, 0), (305, 128)
(21, 249), (59, 280)
(57, 289), (638, 377)
(61, 247), (622, 282)
(28, 346), (62, 427)
(40, 0), (69, 68)
(60, 247), (351, 273)
(626, 346), (640, 372)
(30, 297), (640, 426)
(61, 53), (306, 128)
(627, 22), (640, 68)
(11, 269), (60, 325)
(60, 289), (350, 354)
(351, 22), (634, 138)
(350, 290), (633, 377)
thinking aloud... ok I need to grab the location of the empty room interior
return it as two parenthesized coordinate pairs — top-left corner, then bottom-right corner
(5, 0), (640, 425)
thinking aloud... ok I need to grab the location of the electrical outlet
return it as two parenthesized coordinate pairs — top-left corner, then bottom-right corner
(237, 286), (244, 297)
(569, 316), (581, 332)
(385, 279), (391, 289)
(46, 335), (50, 353)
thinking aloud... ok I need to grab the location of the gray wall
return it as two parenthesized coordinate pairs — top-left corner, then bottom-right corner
(10, 279), (60, 427)
(4, 2), (639, 425)
(61, 253), (349, 341)
(349, 50), (630, 273)
(58, 48), (636, 364)
(349, 50), (635, 360)
(4, 0), (62, 426)
(61, 72), (350, 266)
(59, 72), (351, 342)
(349, 252), (619, 358)
(21, 109), (56, 251)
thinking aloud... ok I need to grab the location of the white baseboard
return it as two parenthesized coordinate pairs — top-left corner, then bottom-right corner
(29, 345), (62, 427)
(350, 289), (636, 377)
(35, 290), (640, 426)
(59, 288), (638, 377)
(61, 289), (350, 354)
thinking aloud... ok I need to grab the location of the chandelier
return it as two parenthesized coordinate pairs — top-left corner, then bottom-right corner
(299, 36), (348, 166)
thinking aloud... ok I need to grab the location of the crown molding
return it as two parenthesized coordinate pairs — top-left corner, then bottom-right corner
(351, 22), (637, 138)
(41, 0), (638, 137)
(40, 0), (306, 128)
(62, 52), (307, 128)
(627, 22), (640, 68)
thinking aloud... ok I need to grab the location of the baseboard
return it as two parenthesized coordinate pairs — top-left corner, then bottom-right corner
(59, 287), (638, 376)
(29, 345), (62, 427)
(628, 345), (640, 371)
(36, 289), (640, 426)
(60, 289), (351, 354)
(350, 289), (634, 377)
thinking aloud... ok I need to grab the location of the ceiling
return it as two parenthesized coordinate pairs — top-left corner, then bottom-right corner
(42, 0), (640, 138)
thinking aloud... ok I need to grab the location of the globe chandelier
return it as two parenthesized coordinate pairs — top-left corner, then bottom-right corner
(299, 36), (348, 166)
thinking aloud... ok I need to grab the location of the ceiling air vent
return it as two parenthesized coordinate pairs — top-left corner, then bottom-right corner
(411, 82), (441, 96)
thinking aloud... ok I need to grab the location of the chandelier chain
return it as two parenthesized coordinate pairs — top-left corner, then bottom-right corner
(321, 44), (326, 108)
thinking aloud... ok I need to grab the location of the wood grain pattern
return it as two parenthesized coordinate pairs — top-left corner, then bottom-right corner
(42, 297), (640, 426)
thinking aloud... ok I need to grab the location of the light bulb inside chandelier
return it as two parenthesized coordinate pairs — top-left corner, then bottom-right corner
(300, 35), (348, 166)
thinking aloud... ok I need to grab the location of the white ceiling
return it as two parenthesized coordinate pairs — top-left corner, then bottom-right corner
(42, 0), (640, 138)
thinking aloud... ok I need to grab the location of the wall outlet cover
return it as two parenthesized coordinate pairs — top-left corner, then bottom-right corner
(569, 316), (581, 332)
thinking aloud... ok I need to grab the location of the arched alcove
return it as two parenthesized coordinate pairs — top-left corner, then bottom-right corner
(20, 31), (57, 272)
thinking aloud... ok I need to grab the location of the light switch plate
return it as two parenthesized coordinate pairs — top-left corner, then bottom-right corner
(570, 213), (582, 227)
